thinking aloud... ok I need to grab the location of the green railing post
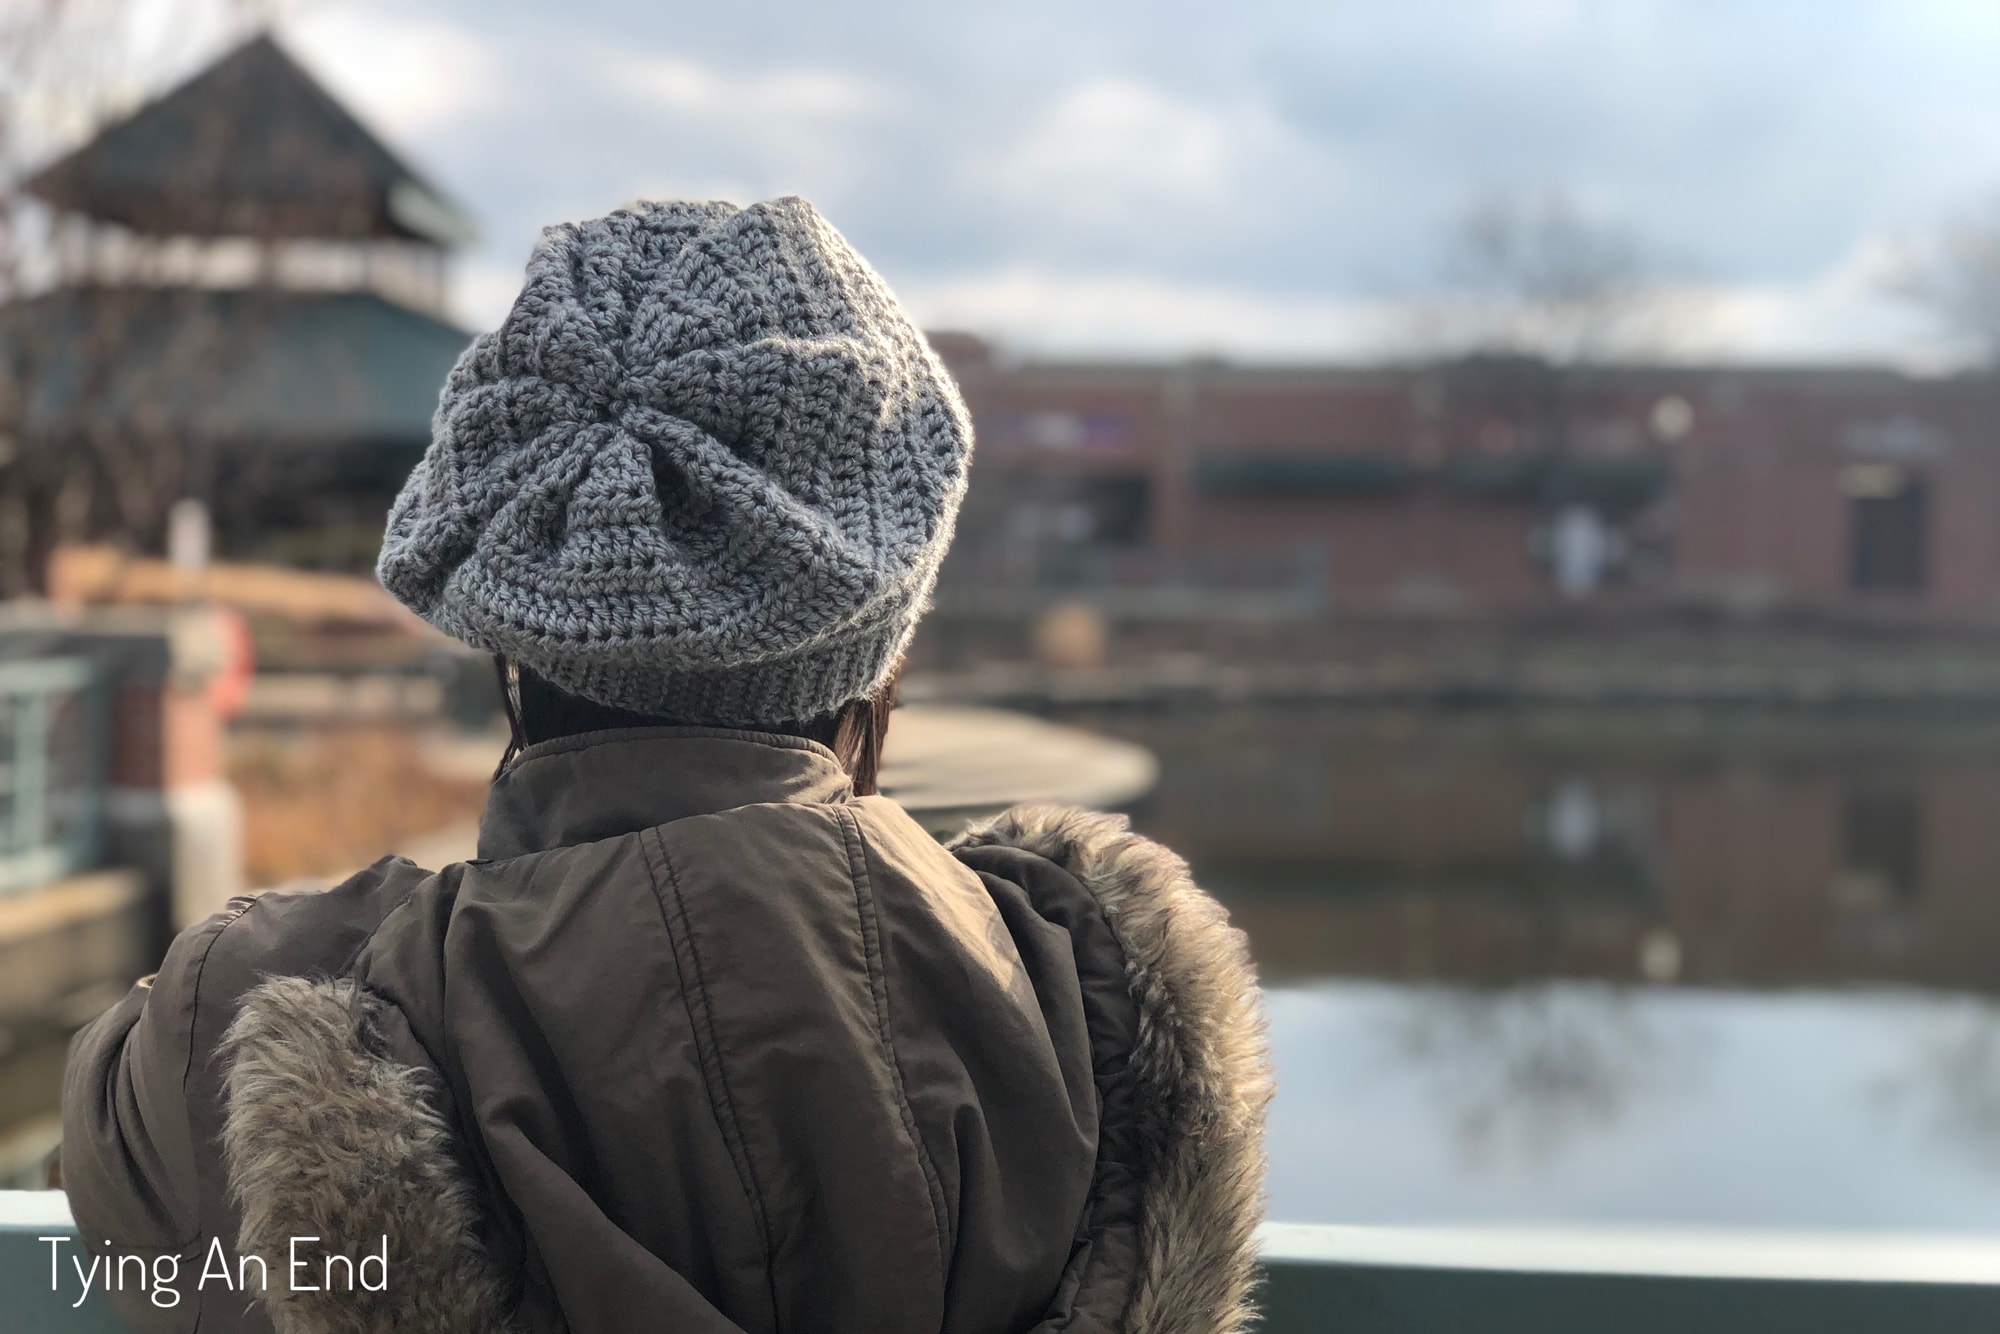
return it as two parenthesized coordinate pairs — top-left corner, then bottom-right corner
(0, 658), (107, 893)
(15, 684), (49, 873)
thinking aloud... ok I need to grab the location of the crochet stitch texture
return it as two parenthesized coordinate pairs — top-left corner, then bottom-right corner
(378, 196), (972, 725)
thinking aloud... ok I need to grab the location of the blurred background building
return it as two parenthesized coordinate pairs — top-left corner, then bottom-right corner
(4, 33), (473, 584)
(934, 343), (2000, 630)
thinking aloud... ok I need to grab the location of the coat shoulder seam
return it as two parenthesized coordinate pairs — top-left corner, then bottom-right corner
(638, 822), (782, 1321)
(836, 807), (953, 1288)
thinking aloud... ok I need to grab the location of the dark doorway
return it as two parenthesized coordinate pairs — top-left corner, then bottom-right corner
(1836, 785), (1922, 909)
(1848, 473), (1927, 594)
(1077, 475), (1153, 546)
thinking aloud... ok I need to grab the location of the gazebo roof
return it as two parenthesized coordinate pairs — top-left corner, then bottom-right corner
(25, 33), (477, 247)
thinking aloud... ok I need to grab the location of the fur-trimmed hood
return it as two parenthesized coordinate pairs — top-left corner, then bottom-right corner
(67, 731), (1270, 1334)
(951, 805), (1274, 1334)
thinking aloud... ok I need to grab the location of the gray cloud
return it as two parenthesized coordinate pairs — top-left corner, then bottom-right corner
(287, 0), (2000, 357)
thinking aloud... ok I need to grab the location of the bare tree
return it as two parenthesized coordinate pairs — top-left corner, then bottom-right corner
(1424, 187), (1696, 365)
(1894, 196), (2000, 370)
(0, 0), (285, 595)
(2, 0), (156, 593)
(1412, 190), (1703, 599)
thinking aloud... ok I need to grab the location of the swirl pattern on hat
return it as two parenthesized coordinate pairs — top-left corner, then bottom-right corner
(378, 196), (972, 725)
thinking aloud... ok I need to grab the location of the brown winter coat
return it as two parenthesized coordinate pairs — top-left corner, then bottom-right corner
(61, 726), (1271, 1334)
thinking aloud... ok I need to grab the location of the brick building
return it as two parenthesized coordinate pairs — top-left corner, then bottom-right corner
(931, 334), (2000, 628)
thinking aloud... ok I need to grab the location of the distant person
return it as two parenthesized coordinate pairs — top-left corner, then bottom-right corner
(60, 198), (1272, 1333)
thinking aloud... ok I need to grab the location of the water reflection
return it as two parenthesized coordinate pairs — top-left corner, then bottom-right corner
(1268, 984), (2000, 1230)
(1064, 704), (2000, 990)
(1877, 1002), (2000, 1174)
(1052, 703), (2000, 1228)
(1379, 986), (1696, 1169)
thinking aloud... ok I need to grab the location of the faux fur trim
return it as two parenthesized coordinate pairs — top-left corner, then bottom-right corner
(219, 976), (520, 1334)
(953, 805), (1274, 1334)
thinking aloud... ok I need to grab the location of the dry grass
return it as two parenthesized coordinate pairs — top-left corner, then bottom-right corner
(231, 726), (491, 886)
(50, 544), (421, 629)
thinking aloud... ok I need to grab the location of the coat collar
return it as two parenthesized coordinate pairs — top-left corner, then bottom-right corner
(476, 725), (854, 861)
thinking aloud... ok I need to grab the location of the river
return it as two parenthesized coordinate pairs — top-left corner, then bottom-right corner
(1055, 702), (2000, 1231)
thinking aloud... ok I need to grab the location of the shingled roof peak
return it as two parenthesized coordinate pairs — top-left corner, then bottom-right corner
(26, 31), (476, 247)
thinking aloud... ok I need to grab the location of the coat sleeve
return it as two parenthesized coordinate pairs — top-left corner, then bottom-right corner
(61, 901), (252, 1302)
(58, 860), (435, 1332)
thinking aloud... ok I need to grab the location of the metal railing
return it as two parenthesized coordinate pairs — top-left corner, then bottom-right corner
(1255, 1222), (2000, 1332)
(7, 1192), (2000, 1331)
(0, 659), (107, 895)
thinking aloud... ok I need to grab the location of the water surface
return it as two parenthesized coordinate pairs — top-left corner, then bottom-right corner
(1059, 703), (2000, 1230)
(1266, 982), (2000, 1230)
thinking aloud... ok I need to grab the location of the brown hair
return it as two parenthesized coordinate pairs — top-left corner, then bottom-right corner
(496, 657), (899, 795)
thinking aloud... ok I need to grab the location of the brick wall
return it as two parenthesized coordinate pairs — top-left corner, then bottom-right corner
(932, 337), (2000, 625)
(106, 684), (224, 790)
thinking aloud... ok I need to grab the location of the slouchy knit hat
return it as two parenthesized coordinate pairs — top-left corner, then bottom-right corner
(378, 197), (972, 727)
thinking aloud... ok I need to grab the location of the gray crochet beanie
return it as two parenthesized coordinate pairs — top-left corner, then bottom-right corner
(378, 196), (972, 726)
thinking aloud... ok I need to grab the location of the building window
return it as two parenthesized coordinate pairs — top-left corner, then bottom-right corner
(1078, 476), (1152, 546)
(1844, 463), (1926, 593)
(1832, 786), (1921, 911)
(989, 411), (1132, 452)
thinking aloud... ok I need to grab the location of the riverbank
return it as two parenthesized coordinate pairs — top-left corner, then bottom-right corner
(904, 626), (2000, 710)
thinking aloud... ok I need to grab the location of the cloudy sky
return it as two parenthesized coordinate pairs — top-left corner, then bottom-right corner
(191, 1), (2000, 361)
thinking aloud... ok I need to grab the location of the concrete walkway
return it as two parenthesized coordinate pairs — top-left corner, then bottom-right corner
(877, 704), (1157, 834)
(392, 704), (1158, 866)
